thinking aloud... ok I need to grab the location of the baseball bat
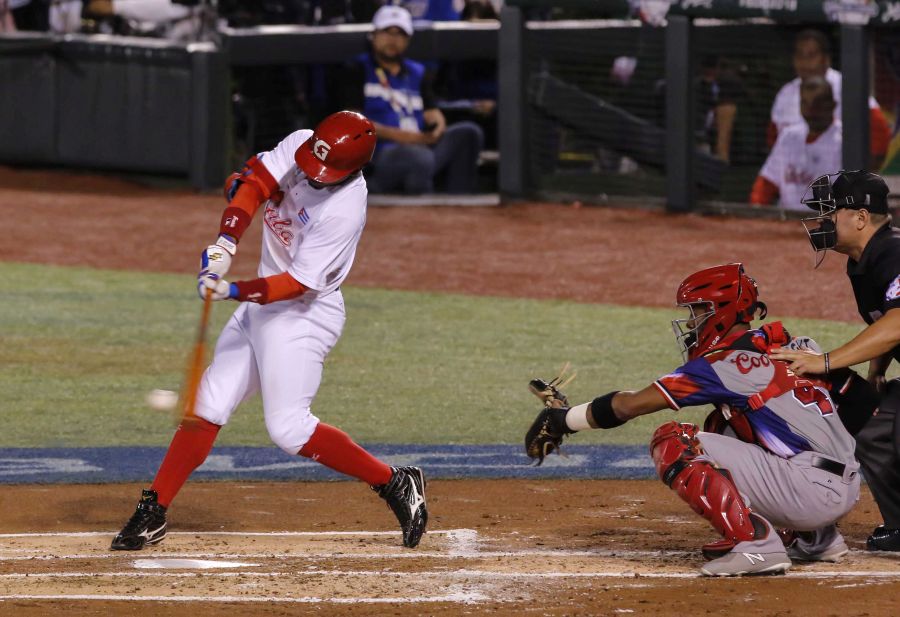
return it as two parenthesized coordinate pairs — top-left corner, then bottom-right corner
(178, 287), (213, 426)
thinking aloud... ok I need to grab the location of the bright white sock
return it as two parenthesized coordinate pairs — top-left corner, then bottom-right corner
(565, 402), (592, 431)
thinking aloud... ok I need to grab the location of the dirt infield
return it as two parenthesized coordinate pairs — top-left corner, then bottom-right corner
(4, 167), (899, 614)
(1, 481), (899, 616)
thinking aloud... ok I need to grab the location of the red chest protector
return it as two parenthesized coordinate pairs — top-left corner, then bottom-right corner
(701, 322), (830, 443)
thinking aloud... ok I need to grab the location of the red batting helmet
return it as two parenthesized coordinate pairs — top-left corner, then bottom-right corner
(295, 111), (377, 184)
(671, 263), (767, 361)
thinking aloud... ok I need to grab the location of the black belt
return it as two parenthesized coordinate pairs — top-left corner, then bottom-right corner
(811, 455), (846, 477)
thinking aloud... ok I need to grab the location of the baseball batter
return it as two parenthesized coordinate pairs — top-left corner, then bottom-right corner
(111, 111), (428, 551)
(526, 264), (878, 576)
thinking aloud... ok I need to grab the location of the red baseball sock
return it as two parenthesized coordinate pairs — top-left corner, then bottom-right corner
(299, 422), (392, 486)
(151, 418), (221, 508)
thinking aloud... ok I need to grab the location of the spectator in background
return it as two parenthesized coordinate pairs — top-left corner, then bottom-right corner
(84, 0), (212, 41)
(751, 76), (842, 210)
(401, 0), (463, 21)
(335, 5), (484, 194)
(696, 55), (744, 163)
(769, 29), (890, 171)
(9, 0), (49, 30)
(651, 55), (744, 163)
(1, 0), (17, 31)
(49, 1), (84, 33)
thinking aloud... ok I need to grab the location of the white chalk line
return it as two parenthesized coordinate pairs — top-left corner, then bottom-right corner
(0, 593), (488, 604)
(0, 529), (470, 538)
(0, 549), (692, 561)
(2, 569), (900, 580)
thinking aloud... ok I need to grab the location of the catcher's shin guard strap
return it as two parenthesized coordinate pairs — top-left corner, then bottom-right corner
(650, 421), (756, 542)
(590, 391), (624, 429)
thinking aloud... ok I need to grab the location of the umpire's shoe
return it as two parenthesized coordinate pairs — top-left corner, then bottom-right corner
(110, 489), (168, 551)
(373, 466), (428, 548)
(867, 526), (900, 551)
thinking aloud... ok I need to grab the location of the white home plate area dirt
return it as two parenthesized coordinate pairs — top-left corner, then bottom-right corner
(0, 481), (898, 616)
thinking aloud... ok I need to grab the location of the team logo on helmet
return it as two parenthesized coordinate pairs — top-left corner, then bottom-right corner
(313, 139), (331, 162)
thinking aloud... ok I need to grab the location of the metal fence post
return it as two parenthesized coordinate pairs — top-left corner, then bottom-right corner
(665, 15), (694, 213)
(499, 5), (526, 197)
(190, 46), (229, 190)
(840, 25), (870, 173)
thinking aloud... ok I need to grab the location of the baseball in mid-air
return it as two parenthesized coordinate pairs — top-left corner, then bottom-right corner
(146, 389), (178, 412)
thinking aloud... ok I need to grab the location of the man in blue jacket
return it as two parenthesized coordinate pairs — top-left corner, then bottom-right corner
(337, 5), (484, 194)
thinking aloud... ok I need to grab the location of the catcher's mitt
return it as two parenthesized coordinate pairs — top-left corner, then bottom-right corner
(525, 364), (576, 465)
(528, 362), (576, 409)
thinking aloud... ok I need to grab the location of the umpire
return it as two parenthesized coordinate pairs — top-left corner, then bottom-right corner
(771, 170), (900, 551)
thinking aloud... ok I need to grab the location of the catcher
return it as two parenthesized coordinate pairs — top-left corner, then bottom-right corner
(525, 263), (878, 576)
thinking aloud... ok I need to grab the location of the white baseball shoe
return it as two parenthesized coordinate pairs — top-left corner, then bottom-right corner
(700, 514), (790, 577)
(786, 525), (849, 562)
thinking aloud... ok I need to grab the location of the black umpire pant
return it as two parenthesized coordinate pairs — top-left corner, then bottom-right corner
(856, 378), (900, 528)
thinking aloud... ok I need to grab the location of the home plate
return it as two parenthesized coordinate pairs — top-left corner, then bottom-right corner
(132, 559), (259, 570)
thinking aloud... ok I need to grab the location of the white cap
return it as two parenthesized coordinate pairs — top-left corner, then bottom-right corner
(372, 5), (414, 36)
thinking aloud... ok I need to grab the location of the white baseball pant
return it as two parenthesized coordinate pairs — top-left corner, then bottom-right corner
(194, 290), (346, 454)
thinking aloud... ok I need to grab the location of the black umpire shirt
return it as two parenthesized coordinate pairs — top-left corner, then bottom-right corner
(847, 223), (900, 363)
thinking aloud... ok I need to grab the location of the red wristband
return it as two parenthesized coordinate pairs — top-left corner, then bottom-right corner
(220, 206), (253, 241)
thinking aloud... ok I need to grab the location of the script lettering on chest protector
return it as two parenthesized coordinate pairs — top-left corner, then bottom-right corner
(731, 352), (772, 375)
(264, 202), (294, 247)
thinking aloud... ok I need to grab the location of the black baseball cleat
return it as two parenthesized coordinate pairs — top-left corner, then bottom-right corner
(866, 526), (900, 552)
(110, 489), (168, 551)
(373, 466), (428, 548)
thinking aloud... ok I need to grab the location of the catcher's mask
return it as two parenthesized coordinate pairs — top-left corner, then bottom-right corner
(672, 263), (767, 361)
(801, 170), (891, 267)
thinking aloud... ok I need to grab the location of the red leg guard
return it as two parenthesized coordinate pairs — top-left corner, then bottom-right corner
(650, 421), (756, 542)
(649, 421), (700, 482)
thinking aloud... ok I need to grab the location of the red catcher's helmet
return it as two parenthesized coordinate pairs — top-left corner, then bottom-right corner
(295, 111), (377, 184)
(671, 263), (767, 361)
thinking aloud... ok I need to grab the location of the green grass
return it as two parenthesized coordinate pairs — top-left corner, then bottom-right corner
(0, 262), (871, 448)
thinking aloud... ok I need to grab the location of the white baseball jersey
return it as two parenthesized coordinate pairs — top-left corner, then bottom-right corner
(770, 67), (878, 133)
(193, 129), (369, 454)
(759, 121), (842, 211)
(257, 129), (368, 295)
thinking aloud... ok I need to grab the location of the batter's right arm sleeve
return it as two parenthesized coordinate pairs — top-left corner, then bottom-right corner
(219, 155), (280, 242)
(231, 272), (308, 305)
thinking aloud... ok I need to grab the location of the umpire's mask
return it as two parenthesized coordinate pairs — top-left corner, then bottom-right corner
(801, 173), (840, 267)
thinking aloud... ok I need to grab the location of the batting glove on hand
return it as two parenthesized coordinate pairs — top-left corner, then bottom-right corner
(199, 235), (237, 280)
(197, 273), (236, 301)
